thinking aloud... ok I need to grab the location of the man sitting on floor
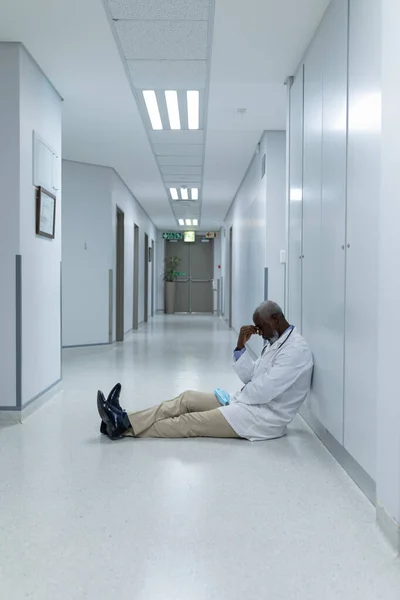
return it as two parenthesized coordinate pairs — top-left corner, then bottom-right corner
(97, 300), (313, 442)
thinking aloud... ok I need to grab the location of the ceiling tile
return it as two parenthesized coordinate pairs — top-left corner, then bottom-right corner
(158, 155), (203, 166)
(172, 202), (200, 218)
(150, 130), (205, 144)
(128, 59), (207, 90)
(160, 165), (202, 176)
(108, 0), (210, 21)
(163, 175), (202, 183)
(116, 20), (208, 60)
(154, 143), (204, 157)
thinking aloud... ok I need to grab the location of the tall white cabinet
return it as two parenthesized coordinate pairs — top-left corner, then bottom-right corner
(287, 66), (304, 332)
(287, 0), (379, 480)
(343, 0), (380, 479)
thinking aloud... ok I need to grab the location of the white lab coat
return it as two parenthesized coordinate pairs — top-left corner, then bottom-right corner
(219, 328), (313, 441)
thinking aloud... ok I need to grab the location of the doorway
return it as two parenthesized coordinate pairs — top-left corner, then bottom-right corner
(228, 226), (233, 328)
(165, 236), (214, 313)
(144, 233), (149, 323)
(133, 224), (139, 330)
(151, 239), (155, 317)
(116, 207), (125, 342)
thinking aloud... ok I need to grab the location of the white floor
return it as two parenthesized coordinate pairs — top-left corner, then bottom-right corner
(0, 316), (399, 600)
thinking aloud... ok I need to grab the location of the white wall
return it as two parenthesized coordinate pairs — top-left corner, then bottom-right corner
(110, 171), (158, 334)
(265, 133), (286, 305)
(223, 131), (286, 356)
(62, 162), (111, 346)
(19, 48), (62, 404)
(344, 0), (381, 480)
(0, 44), (20, 407)
(301, 0), (348, 445)
(62, 162), (158, 347)
(287, 0), (380, 478)
(0, 43), (62, 409)
(377, 0), (400, 526)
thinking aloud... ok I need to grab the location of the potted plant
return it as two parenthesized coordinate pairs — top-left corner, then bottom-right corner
(163, 255), (181, 314)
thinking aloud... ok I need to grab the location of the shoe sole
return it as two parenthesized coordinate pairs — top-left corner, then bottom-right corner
(97, 394), (124, 441)
(100, 384), (123, 433)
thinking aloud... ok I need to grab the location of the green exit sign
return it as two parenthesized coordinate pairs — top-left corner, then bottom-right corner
(163, 232), (183, 240)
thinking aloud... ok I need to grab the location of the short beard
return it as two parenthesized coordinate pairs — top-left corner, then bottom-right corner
(264, 330), (280, 345)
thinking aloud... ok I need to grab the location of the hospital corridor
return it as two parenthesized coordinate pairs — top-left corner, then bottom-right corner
(0, 316), (399, 599)
(1, 0), (400, 598)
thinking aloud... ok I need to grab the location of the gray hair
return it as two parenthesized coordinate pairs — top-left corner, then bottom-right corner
(253, 300), (283, 321)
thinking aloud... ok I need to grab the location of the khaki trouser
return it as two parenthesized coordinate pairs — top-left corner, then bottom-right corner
(125, 390), (241, 439)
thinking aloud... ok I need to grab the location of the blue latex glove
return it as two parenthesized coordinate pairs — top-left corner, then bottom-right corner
(214, 388), (230, 406)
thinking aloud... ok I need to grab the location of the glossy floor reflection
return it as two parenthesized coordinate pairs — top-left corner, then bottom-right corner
(0, 316), (399, 600)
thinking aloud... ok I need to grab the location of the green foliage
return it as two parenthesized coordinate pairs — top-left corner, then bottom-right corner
(163, 256), (181, 282)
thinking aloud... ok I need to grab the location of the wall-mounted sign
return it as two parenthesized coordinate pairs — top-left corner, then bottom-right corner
(163, 232), (182, 240)
(184, 231), (195, 243)
(205, 232), (218, 239)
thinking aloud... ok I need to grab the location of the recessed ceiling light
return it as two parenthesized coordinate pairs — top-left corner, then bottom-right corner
(170, 188), (179, 200)
(187, 90), (199, 130)
(142, 90), (163, 130)
(178, 219), (185, 226)
(192, 219), (199, 226)
(181, 188), (189, 200)
(165, 90), (181, 130)
(191, 188), (198, 200)
(185, 219), (192, 226)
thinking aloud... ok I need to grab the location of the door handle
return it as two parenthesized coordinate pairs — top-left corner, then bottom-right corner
(190, 278), (211, 283)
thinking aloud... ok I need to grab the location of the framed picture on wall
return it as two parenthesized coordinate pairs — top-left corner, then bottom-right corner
(36, 186), (56, 239)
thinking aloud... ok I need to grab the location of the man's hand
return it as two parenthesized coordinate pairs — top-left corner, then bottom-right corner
(237, 325), (259, 350)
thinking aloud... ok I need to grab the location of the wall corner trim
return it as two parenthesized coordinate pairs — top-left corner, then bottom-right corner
(376, 503), (400, 554)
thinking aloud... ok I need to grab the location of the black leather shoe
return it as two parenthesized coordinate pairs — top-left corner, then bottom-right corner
(108, 383), (122, 410)
(100, 383), (122, 435)
(97, 391), (129, 440)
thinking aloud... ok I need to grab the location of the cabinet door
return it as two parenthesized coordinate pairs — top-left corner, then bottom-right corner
(302, 0), (348, 443)
(344, 0), (380, 479)
(287, 67), (304, 330)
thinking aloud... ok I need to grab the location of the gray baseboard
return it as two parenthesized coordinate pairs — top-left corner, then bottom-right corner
(300, 404), (376, 505)
(0, 410), (21, 426)
(376, 503), (400, 554)
(63, 342), (111, 349)
(0, 378), (62, 425)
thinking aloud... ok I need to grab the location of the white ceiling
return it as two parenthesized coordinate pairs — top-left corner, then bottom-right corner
(106, 0), (214, 226)
(0, 0), (330, 231)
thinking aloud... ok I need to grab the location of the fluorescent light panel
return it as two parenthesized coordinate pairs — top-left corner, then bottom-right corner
(170, 188), (179, 200)
(181, 188), (189, 200)
(191, 188), (198, 200)
(187, 91), (199, 130)
(165, 90), (181, 130)
(185, 219), (192, 226)
(178, 219), (185, 226)
(142, 91), (163, 130)
(192, 219), (198, 226)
